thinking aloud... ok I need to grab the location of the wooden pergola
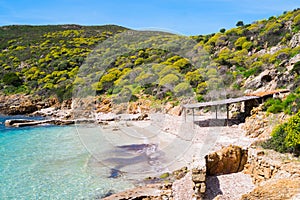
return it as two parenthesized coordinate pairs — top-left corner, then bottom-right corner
(182, 89), (290, 126)
(182, 96), (260, 125)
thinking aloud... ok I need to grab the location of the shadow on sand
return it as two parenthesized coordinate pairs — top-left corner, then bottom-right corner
(194, 118), (242, 127)
(204, 176), (222, 199)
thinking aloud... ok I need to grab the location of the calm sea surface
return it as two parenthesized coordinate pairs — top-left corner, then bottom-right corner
(0, 115), (133, 199)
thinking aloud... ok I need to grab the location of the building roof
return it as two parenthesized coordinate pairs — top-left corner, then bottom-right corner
(182, 89), (290, 109)
(182, 96), (259, 109)
(246, 89), (289, 97)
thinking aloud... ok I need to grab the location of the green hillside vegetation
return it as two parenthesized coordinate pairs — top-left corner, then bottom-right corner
(0, 24), (127, 100)
(1, 10), (299, 103)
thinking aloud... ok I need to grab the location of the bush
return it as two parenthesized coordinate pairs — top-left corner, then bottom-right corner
(196, 82), (208, 94)
(285, 112), (300, 151)
(262, 123), (292, 153)
(236, 21), (244, 27)
(263, 111), (300, 155)
(185, 70), (203, 88)
(293, 13), (300, 25)
(243, 66), (262, 78)
(234, 37), (247, 49)
(242, 41), (253, 50)
(174, 82), (192, 96)
(264, 21), (282, 34)
(220, 28), (226, 33)
(264, 98), (283, 113)
(159, 74), (179, 86)
(3, 72), (23, 87)
(196, 95), (204, 102)
(264, 89), (300, 115)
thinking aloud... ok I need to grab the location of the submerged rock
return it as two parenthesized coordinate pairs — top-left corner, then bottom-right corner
(109, 168), (124, 178)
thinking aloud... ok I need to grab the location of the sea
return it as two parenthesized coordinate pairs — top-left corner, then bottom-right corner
(0, 115), (134, 199)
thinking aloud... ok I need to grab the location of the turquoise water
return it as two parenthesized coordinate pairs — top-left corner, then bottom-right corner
(0, 115), (133, 199)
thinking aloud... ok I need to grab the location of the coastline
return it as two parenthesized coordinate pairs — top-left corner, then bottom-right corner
(1, 95), (300, 199)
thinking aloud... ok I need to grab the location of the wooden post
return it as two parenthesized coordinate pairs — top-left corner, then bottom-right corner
(226, 103), (229, 126)
(192, 108), (195, 123)
(192, 108), (195, 129)
(215, 106), (218, 119)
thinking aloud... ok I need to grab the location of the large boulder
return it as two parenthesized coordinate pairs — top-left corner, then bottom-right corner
(205, 145), (248, 175)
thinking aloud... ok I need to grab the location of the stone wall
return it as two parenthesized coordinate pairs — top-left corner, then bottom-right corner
(244, 148), (281, 184)
(191, 166), (206, 199)
(244, 148), (300, 184)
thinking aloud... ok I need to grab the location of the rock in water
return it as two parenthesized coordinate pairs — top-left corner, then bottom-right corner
(205, 145), (248, 175)
(109, 168), (123, 178)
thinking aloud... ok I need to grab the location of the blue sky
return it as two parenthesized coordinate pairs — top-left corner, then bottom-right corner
(0, 0), (299, 35)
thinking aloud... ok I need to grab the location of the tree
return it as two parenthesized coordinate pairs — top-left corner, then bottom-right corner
(220, 28), (226, 33)
(236, 21), (244, 27)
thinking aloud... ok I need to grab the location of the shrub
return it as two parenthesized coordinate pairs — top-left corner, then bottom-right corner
(263, 111), (300, 155)
(196, 95), (204, 102)
(3, 72), (23, 87)
(264, 98), (283, 113)
(282, 92), (300, 115)
(135, 73), (156, 86)
(264, 88), (300, 115)
(242, 41), (253, 50)
(293, 13), (300, 25)
(174, 82), (192, 96)
(185, 70), (203, 88)
(234, 37), (247, 49)
(159, 74), (179, 86)
(159, 65), (180, 77)
(267, 103), (284, 114)
(215, 48), (232, 65)
(262, 123), (292, 153)
(196, 82), (208, 94)
(285, 112), (300, 151)
(134, 57), (144, 65)
(173, 58), (191, 72)
(113, 87), (137, 103)
(236, 21), (244, 27)
(243, 66), (261, 78)
(264, 21), (282, 34)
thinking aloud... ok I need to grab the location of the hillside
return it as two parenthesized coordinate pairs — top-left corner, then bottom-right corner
(0, 24), (128, 99)
(0, 9), (300, 104)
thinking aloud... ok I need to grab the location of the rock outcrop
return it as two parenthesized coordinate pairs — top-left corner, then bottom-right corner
(244, 148), (300, 184)
(0, 94), (60, 115)
(241, 178), (300, 200)
(205, 145), (248, 175)
(5, 119), (75, 127)
(243, 105), (290, 139)
(289, 33), (300, 48)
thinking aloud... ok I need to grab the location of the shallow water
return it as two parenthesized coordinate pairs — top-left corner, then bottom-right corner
(0, 115), (133, 199)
